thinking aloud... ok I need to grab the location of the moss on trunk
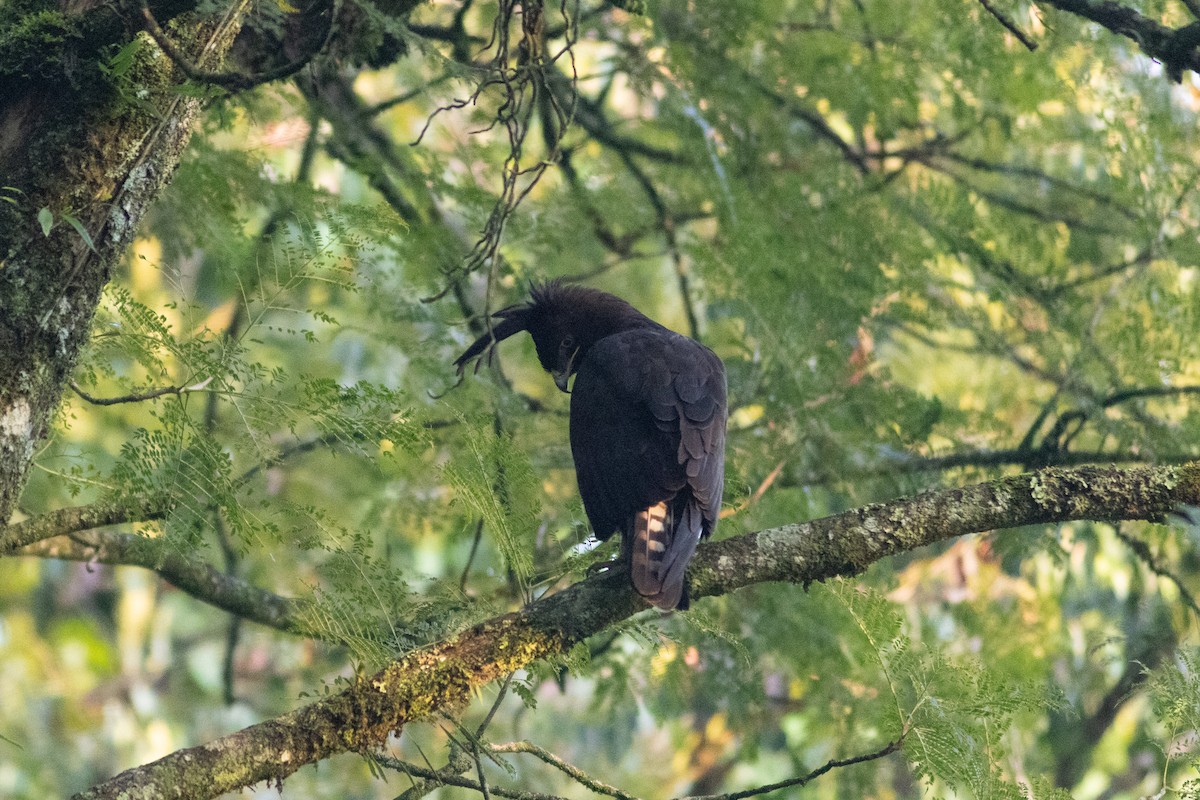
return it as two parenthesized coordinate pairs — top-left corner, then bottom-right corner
(0, 1), (250, 522)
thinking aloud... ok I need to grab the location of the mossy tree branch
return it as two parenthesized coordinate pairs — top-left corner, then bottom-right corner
(19, 530), (306, 634)
(0, 498), (166, 552)
(11, 510), (463, 645)
(74, 462), (1200, 800)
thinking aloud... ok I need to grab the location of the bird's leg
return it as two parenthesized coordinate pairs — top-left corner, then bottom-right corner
(585, 557), (620, 576)
(583, 535), (625, 575)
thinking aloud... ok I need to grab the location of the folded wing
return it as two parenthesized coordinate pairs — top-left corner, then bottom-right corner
(569, 328), (727, 609)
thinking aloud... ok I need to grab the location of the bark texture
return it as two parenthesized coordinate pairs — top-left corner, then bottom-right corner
(0, 0), (250, 523)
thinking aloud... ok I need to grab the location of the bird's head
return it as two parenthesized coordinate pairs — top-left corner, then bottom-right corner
(453, 281), (653, 392)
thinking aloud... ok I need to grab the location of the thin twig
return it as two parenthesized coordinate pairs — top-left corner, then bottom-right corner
(490, 741), (638, 800)
(681, 43), (866, 173)
(70, 379), (209, 406)
(141, 0), (338, 91)
(916, 160), (1114, 234)
(474, 745), (493, 800)
(1112, 526), (1200, 619)
(477, 673), (515, 738)
(376, 754), (569, 800)
(597, 130), (701, 340)
(391, 740), (474, 800)
(682, 737), (904, 800)
(222, 613), (243, 704)
(441, 718), (508, 771)
(931, 152), (1136, 218)
(1045, 248), (1153, 295)
(234, 434), (340, 487)
(214, 508), (243, 704)
(364, 74), (458, 117)
(976, 0), (1039, 50)
(460, 519), (486, 592)
(720, 461), (785, 519)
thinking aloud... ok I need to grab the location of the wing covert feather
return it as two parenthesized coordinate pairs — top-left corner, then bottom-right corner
(569, 328), (727, 553)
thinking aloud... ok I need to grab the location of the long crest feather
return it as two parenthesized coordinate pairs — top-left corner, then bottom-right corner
(453, 304), (533, 375)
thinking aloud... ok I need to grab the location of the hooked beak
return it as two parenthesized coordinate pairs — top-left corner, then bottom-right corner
(552, 346), (581, 393)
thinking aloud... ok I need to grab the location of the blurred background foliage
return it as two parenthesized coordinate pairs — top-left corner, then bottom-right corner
(4, 0), (1200, 796)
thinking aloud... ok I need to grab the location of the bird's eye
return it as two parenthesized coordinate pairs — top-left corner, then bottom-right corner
(561, 335), (576, 350)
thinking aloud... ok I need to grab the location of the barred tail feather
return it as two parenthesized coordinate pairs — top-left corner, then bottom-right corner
(631, 501), (703, 610)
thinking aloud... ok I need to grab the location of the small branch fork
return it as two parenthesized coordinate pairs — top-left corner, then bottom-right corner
(378, 735), (903, 800)
(140, 0), (338, 91)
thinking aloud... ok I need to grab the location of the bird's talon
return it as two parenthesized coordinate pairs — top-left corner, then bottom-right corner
(586, 559), (618, 577)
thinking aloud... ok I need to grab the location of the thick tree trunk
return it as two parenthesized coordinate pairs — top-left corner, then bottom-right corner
(0, 1), (250, 521)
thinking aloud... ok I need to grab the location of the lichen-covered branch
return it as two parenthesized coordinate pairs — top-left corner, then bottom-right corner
(0, 498), (166, 552)
(21, 529), (305, 634)
(75, 462), (1200, 800)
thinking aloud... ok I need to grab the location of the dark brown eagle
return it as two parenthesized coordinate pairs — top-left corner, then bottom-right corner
(454, 282), (727, 609)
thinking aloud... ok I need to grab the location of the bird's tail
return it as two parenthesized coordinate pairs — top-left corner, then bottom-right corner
(631, 501), (703, 611)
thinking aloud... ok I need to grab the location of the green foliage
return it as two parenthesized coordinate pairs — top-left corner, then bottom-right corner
(1147, 649), (1200, 779)
(820, 580), (1067, 798)
(0, 6), (73, 83)
(11, 0), (1200, 797)
(299, 552), (474, 666)
(442, 415), (541, 588)
(98, 37), (143, 81)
